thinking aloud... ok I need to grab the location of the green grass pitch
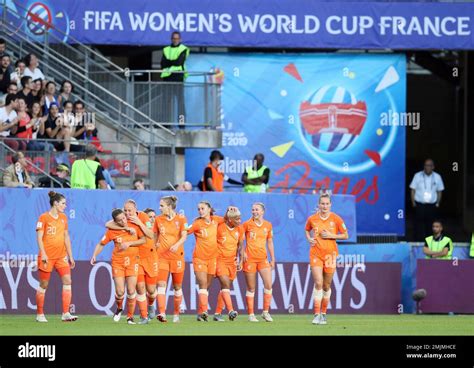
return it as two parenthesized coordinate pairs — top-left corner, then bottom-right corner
(1, 314), (473, 335)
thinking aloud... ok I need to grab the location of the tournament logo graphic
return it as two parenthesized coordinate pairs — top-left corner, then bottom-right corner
(26, 2), (52, 36)
(24, 1), (71, 42)
(299, 85), (367, 153)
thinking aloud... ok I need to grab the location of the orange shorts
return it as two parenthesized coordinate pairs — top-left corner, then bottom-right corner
(193, 257), (217, 276)
(111, 255), (140, 278)
(243, 259), (271, 273)
(138, 253), (158, 278)
(216, 259), (238, 280)
(157, 258), (185, 284)
(37, 255), (70, 280)
(309, 251), (338, 273)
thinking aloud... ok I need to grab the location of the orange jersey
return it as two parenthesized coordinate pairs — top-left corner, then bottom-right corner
(305, 212), (347, 256)
(36, 212), (69, 259)
(100, 224), (144, 259)
(188, 216), (224, 260)
(136, 211), (155, 259)
(243, 218), (273, 261)
(154, 214), (188, 260)
(217, 222), (244, 261)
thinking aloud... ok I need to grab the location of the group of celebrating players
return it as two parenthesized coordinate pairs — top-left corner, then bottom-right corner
(35, 191), (348, 325)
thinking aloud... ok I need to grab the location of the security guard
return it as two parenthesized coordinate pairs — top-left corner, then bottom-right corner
(423, 220), (453, 260)
(242, 153), (270, 193)
(71, 145), (107, 189)
(161, 31), (189, 128)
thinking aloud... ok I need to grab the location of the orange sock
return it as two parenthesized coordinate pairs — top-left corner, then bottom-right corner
(173, 289), (183, 315)
(36, 287), (46, 315)
(321, 289), (331, 314)
(147, 291), (156, 307)
(115, 295), (124, 310)
(313, 288), (323, 315)
(263, 289), (272, 312)
(137, 293), (148, 318)
(62, 285), (72, 314)
(215, 291), (225, 314)
(246, 291), (255, 315)
(222, 289), (234, 312)
(127, 293), (136, 318)
(198, 289), (208, 314)
(157, 287), (166, 315)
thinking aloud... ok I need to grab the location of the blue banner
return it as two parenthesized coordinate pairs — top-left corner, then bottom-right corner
(186, 53), (406, 235)
(0, 188), (356, 261)
(7, 0), (474, 49)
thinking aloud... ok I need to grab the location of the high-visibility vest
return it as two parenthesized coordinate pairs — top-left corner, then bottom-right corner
(244, 165), (269, 193)
(71, 159), (100, 189)
(161, 44), (189, 79)
(202, 163), (224, 192)
(425, 235), (453, 260)
(470, 233), (474, 257)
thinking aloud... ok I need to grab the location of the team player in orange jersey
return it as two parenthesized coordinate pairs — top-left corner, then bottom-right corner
(187, 201), (226, 321)
(35, 191), (77, 323)
(305, 193), (348, 325)
(91, 208), (146, 324)
(213, 206), (243, 322)
(242, 202), (275, 322)
(105, 199), (156, 324)
(153, 196), (188, 323)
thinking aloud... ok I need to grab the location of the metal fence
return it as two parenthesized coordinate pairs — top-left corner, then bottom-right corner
(0, 138), (175, 190)
(89, 70), (222, 129)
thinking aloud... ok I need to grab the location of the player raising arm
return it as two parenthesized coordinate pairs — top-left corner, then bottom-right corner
(91, 208), (146, 324)
(35, 191), (77, 323)
(105, 200), (156, 323)
(305, 193), (348, 325)
(242, 202), (275, 322)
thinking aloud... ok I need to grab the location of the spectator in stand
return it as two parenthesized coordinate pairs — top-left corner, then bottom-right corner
(199, 150), (243, 191)
(62, 100), (73, 115)
(44, 102), (72, 152)
(17, 76), (35, 111)
(0, 54), (12, 95)
(28, 101), (53, 151)
(57, 80), (74, 107)
(23, 53), (45, 82)
(71, 101), (87, 139)
(0, 38), (7, 58)
(132, 178), (146, 190)
(95, 157), (115, 189)
(70, 144), (107, 189)
(12, 96), (31, 150)
(10, 59), (26, 89)
(42, 81), (58, 116)
(7, 82), (18, 95)
(0, 82), (17, 107)
(0, 93), (20, 150)
(1, 151), (34, 188)
(176, 181), (193, 191)
(38, 163), (71, 188)
(31, 78), (43, 105)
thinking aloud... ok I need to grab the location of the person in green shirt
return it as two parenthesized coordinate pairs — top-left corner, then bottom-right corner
(161, 31), (189, 129)
(242, 153), (270, 193)
(423, 220), (453, 260)
(70, 145), (107, 189)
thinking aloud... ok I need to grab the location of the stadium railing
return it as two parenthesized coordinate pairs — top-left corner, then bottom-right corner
(0, 138), (159, 189)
